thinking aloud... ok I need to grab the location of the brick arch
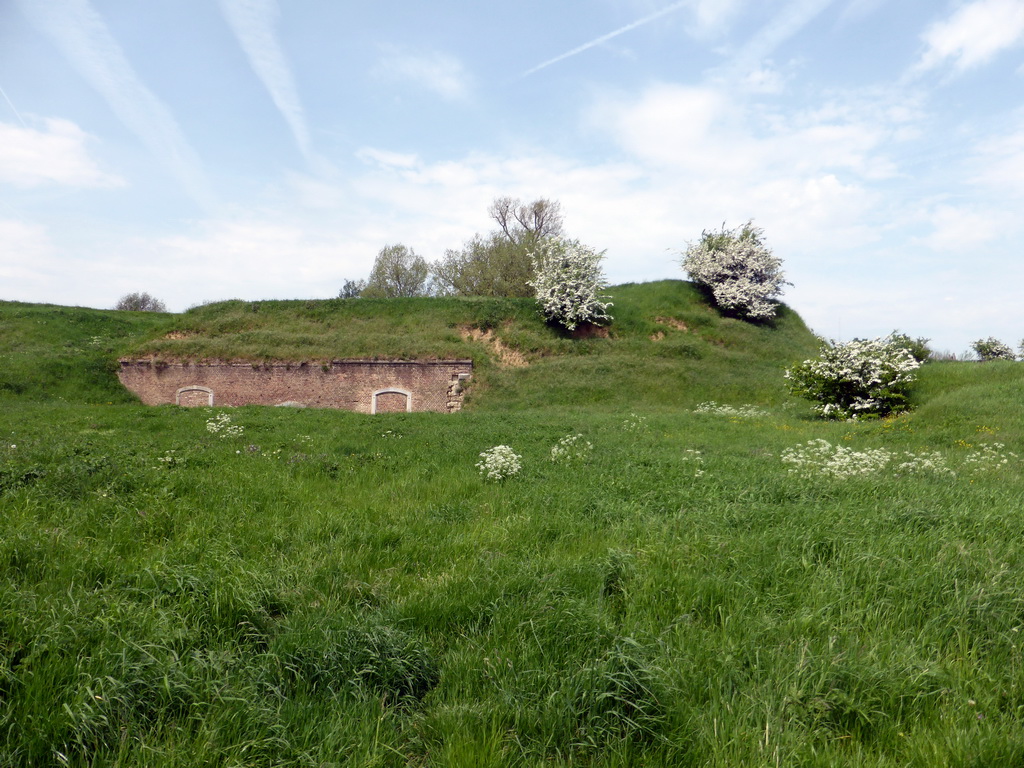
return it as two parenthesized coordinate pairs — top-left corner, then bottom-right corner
(176, 385), (214, 407)
(372, 388), (411, 414)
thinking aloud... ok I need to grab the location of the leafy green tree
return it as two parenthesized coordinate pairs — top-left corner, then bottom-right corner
(114, 292), (167, 312)
(363, 244), (430, 298)
(337, 279), (366, 299)
(432, 232), (534, 298)
(432, 197), (563, 297)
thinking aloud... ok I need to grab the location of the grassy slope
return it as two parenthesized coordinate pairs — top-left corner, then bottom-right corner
(118, 280), (822, 411)
(2, 291), (1024, 766)
(0, 300), (173, 404)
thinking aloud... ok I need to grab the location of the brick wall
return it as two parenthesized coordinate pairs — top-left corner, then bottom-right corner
(118, 359), (472, 413)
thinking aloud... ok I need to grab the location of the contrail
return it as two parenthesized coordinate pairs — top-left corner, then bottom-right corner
(726, 0), (836, 76)
(0, 84), (27, 128)
(218, 0), (313, 164)
(521, 0), (692, 77)
(15, 0), (215, 209)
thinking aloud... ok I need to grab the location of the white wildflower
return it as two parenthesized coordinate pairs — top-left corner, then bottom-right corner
(550, 433), (593, 463)
(477, 445), (522, 481)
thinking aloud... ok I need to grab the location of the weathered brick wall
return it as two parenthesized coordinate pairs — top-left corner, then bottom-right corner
(118, 360), (472, 413)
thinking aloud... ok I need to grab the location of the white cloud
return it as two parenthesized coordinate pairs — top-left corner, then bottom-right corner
(838, 0), (887, 24)
(355, 147), (421, 169)
(589, 82), (901, 182)
(375, 47), (472, 101)
(688, 0), (743, 37)
(0, 118), (123, 188)
(15, 0), (214, 208)
(971, 119), (1024, 196)
(741, 63), (788, 94)
(726, 0), (837, 78)
(917, 203), (1007, 252)
(916, 0), (1024, 73)
(0, 220), (55, 281)
(218, 0), (314, 164)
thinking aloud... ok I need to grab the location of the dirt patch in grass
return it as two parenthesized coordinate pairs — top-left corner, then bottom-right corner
(655, 317), (689, 332)
(460, 326), (529, 368)
(570, 323), (610, 339)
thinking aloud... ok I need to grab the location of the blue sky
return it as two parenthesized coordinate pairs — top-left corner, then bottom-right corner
(2, 0), (1023, 354)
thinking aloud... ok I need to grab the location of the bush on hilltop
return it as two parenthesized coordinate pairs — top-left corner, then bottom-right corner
(681, 221), (787, 321)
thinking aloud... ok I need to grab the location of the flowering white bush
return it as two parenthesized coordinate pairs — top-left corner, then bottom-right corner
(206, 411), (244, 438)
(693, 401), (768, 418)
(681, 221), (787, 320)
(971, 337), (1016, 361)
(785, 335), (922, 419)
(528, 237), (612, 331)
(550, 433), (593, 463)
(476, 445), (522, 481)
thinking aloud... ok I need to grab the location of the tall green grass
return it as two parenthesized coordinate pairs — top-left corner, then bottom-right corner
(1, 292), (1023, 765)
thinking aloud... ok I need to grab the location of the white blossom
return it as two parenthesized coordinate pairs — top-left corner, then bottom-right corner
(205, 411), (244, 438)
(550, 433), (593, 463)
(693, 401), (768, 418)
(681, 221), (787, 321)
(476, 445), (522, 481)
(971, 337), (1016, 362)
(529, 237), (613, 331)
(781, 439), (893, 479)
(786, 335), (922, 419)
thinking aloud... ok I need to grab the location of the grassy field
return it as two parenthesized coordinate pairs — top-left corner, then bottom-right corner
(2, 290), (1024, 766)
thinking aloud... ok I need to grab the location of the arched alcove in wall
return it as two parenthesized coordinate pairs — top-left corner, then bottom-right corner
(372, 388), (411, 413)
(176, 386), (214, 407)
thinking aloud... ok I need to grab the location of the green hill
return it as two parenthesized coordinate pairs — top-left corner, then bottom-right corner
(1, 281), (822, 411)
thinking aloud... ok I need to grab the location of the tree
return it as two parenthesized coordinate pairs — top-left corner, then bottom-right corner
(362, 244), (431, 298)
(529, 237), (613, 331)
(338, 278), (366, 299)
(488, 197), (563, 247)
(115, 292), (167, 312)
(681, 221), (788, 321)
(432, 232), (535, 298)
(971, 337), (1016, 361)
(432, 197), (564, 297)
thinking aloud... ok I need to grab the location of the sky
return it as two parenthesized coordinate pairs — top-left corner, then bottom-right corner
(2, 0), (1023, 354)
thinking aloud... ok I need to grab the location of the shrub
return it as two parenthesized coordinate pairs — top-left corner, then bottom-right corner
(972, 337), (1016, 362)
(889, 332), (932, 363)
(528, 237), (613, 331)
(681, 221), (787, 320)
(114, 292), (167, 312)
(337, 279), (366, 299)
(785, 334), (922, 419)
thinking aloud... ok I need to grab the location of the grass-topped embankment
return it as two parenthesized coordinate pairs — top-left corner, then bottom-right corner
(0, 300), (173, 404)
(3, 290), (1024, 765)
(120, 280), (821, 411)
